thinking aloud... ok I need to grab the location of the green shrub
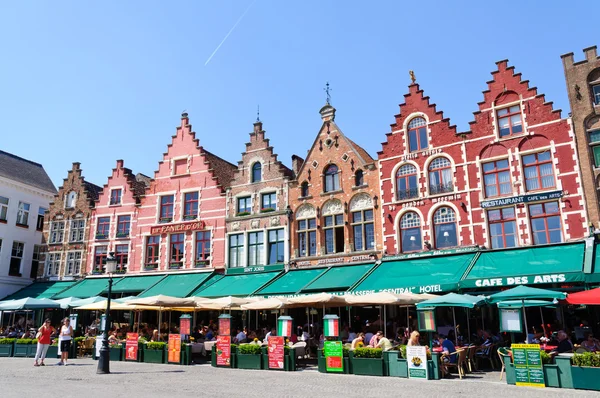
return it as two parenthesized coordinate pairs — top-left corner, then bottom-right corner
(239, 344), (262, 355)
(0, 338), (16, 345)
(138, 337), (148, 344)
(540, 351), (552, 365)
(110, 343), (122, 348)
(342, 346), (349, 357)
(16, 338), (34, 345)
(353, 347), (382, 359)
(146, 342), (166, 350)
(572, 352), (600, 368)
(399, 345), (407, 359)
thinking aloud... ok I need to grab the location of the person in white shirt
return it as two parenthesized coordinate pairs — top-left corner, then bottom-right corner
(263, 327), (276, 344)
(233, 327), (246, 344)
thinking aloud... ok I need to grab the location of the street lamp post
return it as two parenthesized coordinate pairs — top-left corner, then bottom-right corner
(97, 252), (117, 374)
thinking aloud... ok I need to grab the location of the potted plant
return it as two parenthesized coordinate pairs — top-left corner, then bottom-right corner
(237, 343), (262, 370)
(143, 342), (166, 364)
(0, 338), (16, 357)
(571, 352), (600, 391)
(14, 338), (37, 357)
(110, 343), (123, 361)
(350, 347), (385, 376)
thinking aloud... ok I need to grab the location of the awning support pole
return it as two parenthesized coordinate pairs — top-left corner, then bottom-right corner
(522, 299), (529, 344)
(452, 307), (457, 345)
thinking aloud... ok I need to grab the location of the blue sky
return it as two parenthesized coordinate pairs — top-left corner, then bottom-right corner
(0, 1), (596, 188)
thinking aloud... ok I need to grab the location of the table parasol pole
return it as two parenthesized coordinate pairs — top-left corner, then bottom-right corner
(539, 307), (546, 337)
(452, 307), (457, 344)
(406, 306), (410, 334)
(467, 308), (471, 343)
(384, 305), (387, 337)
(522, 299), (529, 344)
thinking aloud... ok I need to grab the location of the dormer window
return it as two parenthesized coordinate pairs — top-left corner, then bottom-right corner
(324, 164), (340, 193)
(65, 191), (77, 208)
(407, 117), (428, 152)
(497, 105), (523, 138)
(110, 189), (122, 205)
(251, 162), (262, 183)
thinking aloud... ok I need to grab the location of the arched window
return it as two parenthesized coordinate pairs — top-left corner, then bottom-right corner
(396, 164), (419, 200)
(300, 181), (309, 198)
(324, 164), (340, 192)
(433, 207), (458, 249)
(65, 191), (77, 208)
(428, 157), (453, 195)
(407, 117), (428, 152)
(354, 170), (364, 187)
(251, 162), (262, 183)
(400, 212), (422, 253)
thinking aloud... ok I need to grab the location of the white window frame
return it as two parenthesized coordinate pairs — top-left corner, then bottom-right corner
(0, 196), (8, 222)
(16, 202), (30, 226)
(65, 251), (82, 276)
(45, 253), (61, 277)
(65, 191), (77, 209)
(69, 219), (86, 242)
(50, 221), (65, 244)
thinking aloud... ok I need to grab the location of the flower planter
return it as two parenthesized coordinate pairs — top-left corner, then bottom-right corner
(143, 347), (165, 364)
(0, 342), (14, 357)
(349, 351), (386, 377)
(384, 351), (408, 378)
(543, 364), (561, 388)
(571, 367), (600, 391)
(237, 353), (262, 370)
(110, 346), (123, 361)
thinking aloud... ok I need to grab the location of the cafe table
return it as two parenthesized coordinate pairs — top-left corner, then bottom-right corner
(540, 344), (558, 352)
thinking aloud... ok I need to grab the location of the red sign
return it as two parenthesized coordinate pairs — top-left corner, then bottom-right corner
(326, 355), (342, 369)
(150, 221), (206, 235)
(268, 336), (285, 369)
(216, 336), (231, 367)
(180, 317), (190, 336)
(219, 317), (230, 336)
(168, 334), (181, 363)
(125, 333), (138, 361)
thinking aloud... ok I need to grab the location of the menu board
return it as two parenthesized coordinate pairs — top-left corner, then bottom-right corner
(219, 318), (231, 336)
(216, 335), (231, 367)
(511, 344), (545, 388)
(268, 336), (285, 369)
(500, 309), (522, 332)
(417, 310), (436, 332)
(180, 317), (191, 336)
(125, 333), (139, 361)
(407, 346), (428, 379)
(95, 335), (104, 358)
(324, 341), (343, 373)
(168, 334), (181, 364)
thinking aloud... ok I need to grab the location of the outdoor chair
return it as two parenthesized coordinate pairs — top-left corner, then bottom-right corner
(476, 344), (497, 370)
(292, 342), (307, 359)
(465, 345), (478, 372)
(444, 349), (467, 379)
(497, 347), (511, 380)
(575, 347), (588, 354)
(78, 338), (94, 357)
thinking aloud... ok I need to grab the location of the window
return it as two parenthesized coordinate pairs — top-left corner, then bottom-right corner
(31, 245), (43, 278)
(488, 207), (517, 249)
(433, 207), (458, 249)
(45, 253), (61, 277)
(523, 151), (555, 191)
(183, 192), (199, 220)
(529, 201), (562, 245)
(324, 164), (341, 193)
(65, 191), (77, 208)
(65, 252), (82, 276)
(300, 182), (309, 197)
(268, 229), (285, 264)
(174, 158), (188, 175)
(169, 233), (185, 269)
(50, 221), (65, 244)
(36, 207), (46, 231)
(354, 170), (364, 187)
(428, 157), (453, 195)
(261, 192), (277, 212)
(228, 234), (244, 267)
(0, 196), (8, 222)
(116, 215), (131, 238)
(94, 246), (108, 272)
(160, 195), (174, 223)
(16, 202), (30, 226)
(69, 219), (85, 242)
(115, 244), (128, 272)
(247, 231), (265, 266)
(10, 242), (24, 276)
(96, 217), (110, 239)
(396, 164), (419, 200)
(110, 189), (122, 205)
(407, 117), (428, 152)
(593, 84), (600, 105)
(400, 212), (422, 253)
(352, 209), (374, 251)
(589, 130), (600, 167)
(297, 218), (317, 257)
(195, 231), (211, 267)
(324, 214), (345, 254)
(237, 196), (252, 215)
(145, 236), (160, 270)
(483, 159), (511, 198)
(251, 162), (262, 183)
(497, 105), (523, 138)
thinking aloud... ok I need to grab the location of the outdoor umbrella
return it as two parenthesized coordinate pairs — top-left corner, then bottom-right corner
(126, 295), (196, 308)
(564, 287), (600, 305)
(70, 296), (106, 308)
(344, 292), (437, 306)
(286, 293), (347, 308)
(196, 296), (259, 310)
(240, 297), (290, 310)
(0, 297), (61, 310)
(54, 297), (82, 309)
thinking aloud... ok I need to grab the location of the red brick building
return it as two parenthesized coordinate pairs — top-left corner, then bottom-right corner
(288, 104), (383, 267)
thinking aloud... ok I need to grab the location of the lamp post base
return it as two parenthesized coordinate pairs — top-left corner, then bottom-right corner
(97, 345), (110, 374)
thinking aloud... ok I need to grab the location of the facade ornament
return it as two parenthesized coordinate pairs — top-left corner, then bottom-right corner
(296, 204), (316, 219)
(231, 222), (241, 231)
(251, 219), (260, 229)
(322, 199), (343, 215)
(270, 216), (280, 227)
(349, 193), (373, 211)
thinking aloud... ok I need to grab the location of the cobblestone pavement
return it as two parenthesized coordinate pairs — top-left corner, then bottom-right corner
(0, 358), (597, 398)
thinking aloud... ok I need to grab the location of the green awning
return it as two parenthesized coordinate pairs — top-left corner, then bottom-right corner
(139, 272), (214, 298)
(586, 244), (600, 284)
(54, 277), (122, 299)
(110, 275), (165, 294)
(460, 243), (585, 289)
(192, 272), (281, 298)
(1, 281), (75, 300)
(302, 263), (375, 293)
(352, 253), (476, 295)
(256, 268), (327, 296)
(37, 282), (77, 299)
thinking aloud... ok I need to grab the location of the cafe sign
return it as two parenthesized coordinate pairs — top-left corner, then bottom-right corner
(150, 221), (206, 235)
(383, 246), (478, 261)
(462, 273), (581, 288)
(480, 190), (563, 209)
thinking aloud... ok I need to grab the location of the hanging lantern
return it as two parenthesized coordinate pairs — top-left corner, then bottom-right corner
(278, 316), (293, 337)
(323, 314), (340, 337)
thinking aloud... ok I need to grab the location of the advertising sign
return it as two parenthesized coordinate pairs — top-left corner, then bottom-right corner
(216, 335), (231, 367)
(95, 335), (104, 358)
(219, 317), (231, 336)
(69, 314), (78, 331)
(512, 344), (545, 388)
(125, 333), (139, 361)
(480, 190), (563, 209)
(168, 334), (181, 364)
(268, 336), (285, 369)
(180, 316), (191, 336)
(407, 345), (428, 379)
(323, 341), (344, 373)
(500, 309), (522, 333)
(417, 310), (436, 332)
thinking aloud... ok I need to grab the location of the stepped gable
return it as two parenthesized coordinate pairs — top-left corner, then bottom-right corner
(95, 159), (149, 205)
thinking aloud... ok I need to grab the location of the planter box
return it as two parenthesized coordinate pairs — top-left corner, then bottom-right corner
(351, 356), (386, 376)
(318, 348), (351, 374)
(180, 344), (192, 366)
(237, 353), (262, 370)
(210, 345), (237, 368)
(143, 348), (165, 364)
(0, 343), (14, 357)
(47, 345), (59, 359)
(13, 344), (36, 358)
(543, 364), (561, 388)
(571, 366), (600, 391)
(110, 346), (123, 361)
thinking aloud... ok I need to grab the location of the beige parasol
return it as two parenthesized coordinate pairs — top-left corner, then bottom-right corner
(126, 295), (196, 308)
(240, 297), (290, 310)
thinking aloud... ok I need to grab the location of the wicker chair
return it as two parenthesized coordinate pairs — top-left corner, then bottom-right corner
(497, 347), (511, 380)
(444, 349), (468, 379)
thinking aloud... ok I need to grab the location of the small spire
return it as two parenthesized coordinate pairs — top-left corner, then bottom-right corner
(409, 70), (416, 84)
(324, 82), (332, 105)
(181, 109), (188, 119)
(256, 105), (260, 122)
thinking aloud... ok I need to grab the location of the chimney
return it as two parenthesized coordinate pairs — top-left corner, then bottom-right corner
(561, 52), (575, 69)
(319, 104), (336, 122)
(584, 46), (598, 61)
(292, 155), (304, 177)
(116, 159), (124, 168)
(181, 111), (189, 127)
(72, 162), (81, 171)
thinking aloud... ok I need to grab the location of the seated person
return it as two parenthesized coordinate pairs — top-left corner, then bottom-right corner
(233, 327), (246, 344)
(554, 331), (573, 354)
(108, 330), (120, 344)
(369, 331), (382, 347)
(438, 334), (457, 377)
(375, 334), (393, 351)
(581, 333), (600, 352)
(350, 333), (365, 350)
(191, 326), (204, 342)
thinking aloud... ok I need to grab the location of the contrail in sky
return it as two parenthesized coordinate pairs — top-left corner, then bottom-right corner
(204, 0), (257, 66)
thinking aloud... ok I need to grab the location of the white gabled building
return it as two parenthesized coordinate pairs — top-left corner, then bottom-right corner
(0, 150), (56, 299)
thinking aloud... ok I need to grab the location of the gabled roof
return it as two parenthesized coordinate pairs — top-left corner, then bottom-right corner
(202, 149), (237, 188)
(0, 150), (57, 193)
(83, 181), (102, 202)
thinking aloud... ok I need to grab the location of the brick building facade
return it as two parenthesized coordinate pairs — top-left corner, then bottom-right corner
(562, 46), (600, 229)
(288, 104), (383, 267)
(225, 121), (293, 269)
(42, 162), (101, 279)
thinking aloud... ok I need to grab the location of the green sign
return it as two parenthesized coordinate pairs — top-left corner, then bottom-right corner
(511, 344), (545, 388)
(417, 310), (436, 332)
(324, 341), (343, 373)
(461, 272), (581, 289)
(225, 264), (284, 275)
(383, 246), (478, 261)
(481, 190), (563, 209)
